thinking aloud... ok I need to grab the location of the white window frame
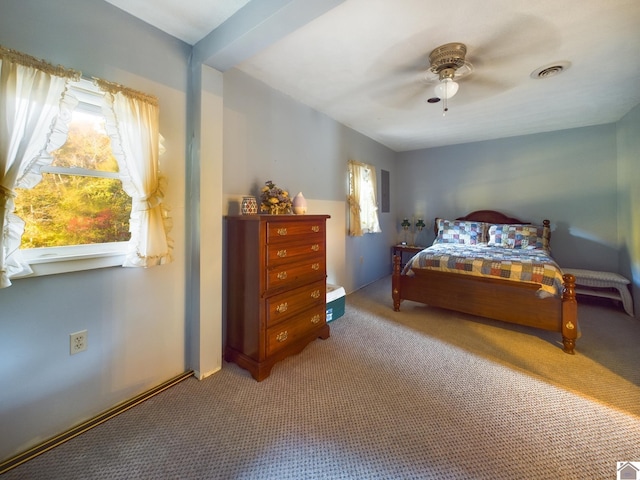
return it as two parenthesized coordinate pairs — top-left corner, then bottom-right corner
(19, 243), (127, 277)
(15, 79), (129, 279)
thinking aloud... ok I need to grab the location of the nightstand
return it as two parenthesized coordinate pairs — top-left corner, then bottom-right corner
(391, 244), (424, 268)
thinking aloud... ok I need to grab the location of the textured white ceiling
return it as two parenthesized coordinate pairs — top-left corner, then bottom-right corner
(103, 0), (251, 45)
(103, 0), (640, 152)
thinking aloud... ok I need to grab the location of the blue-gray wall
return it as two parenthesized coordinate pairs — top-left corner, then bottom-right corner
(0, 0), (193, 461)
(222, 68), (398, 291)
(396, 125), (619, 270)
(616, 103), (640, 313)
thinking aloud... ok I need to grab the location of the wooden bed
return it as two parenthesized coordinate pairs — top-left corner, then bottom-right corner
(391, 210), (579, 354)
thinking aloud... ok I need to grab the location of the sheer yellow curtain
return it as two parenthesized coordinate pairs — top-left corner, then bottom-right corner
(347, 160), (382, 237)
(96, 78), (172, 267)
(0, 46), (79, 287)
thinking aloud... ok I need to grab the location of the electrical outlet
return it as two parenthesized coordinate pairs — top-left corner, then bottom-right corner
(70, 330), (88, 355)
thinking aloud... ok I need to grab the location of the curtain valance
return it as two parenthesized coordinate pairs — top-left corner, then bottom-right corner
(0, 45), (81, 80)
(93, 77), (158, 106)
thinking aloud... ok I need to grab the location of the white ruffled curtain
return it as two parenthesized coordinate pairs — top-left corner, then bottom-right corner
(0, 46), (79, 288)
(347, 160), (382, 236)
(95, 78), (172, 267)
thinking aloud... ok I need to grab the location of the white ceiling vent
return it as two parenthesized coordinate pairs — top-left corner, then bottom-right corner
(530, 61), (571, 79)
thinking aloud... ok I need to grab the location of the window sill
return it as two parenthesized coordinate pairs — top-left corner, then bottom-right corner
(15, 243), (127, 278)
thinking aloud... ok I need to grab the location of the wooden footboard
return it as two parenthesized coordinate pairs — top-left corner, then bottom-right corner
(392, 255), (579, 354)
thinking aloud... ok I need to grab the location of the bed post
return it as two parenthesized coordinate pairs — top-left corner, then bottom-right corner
(392, 255), (401, 311)
(561, 273), (578, 354)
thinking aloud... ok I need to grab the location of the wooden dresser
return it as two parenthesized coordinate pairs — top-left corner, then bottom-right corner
(224, 214), (331, 381)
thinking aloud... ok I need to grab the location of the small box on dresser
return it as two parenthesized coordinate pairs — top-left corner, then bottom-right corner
(225, 214), (331, 381)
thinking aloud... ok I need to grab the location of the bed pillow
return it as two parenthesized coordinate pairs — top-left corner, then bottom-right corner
(488, 224), (550, 250)
(433, 219), (486, 245)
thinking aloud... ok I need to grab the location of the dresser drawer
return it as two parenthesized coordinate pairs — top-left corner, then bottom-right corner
(266, 220), (325, 244)
(266, 241), (325, 266)
(266, 255), (325, 291)
(266, 303), (326, 356)
(266, 280), (325, 327)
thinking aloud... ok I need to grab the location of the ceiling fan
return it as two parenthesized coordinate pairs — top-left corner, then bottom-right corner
(424, 42), (474, 113)
(367, 16), (557, 111)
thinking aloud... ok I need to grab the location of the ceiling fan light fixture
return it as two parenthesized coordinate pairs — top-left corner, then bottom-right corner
(435, 78), (459, 100)
(427, 43), (468, 116)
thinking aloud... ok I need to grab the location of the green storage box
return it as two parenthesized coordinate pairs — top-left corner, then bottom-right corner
(326, 284), (345, 322)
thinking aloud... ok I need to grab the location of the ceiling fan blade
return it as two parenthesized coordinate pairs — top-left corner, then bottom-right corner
(369, 74), (431, 110)
(462, 74), (510, 91)
(469, 13), (560, 70)
(360, 29), (444, 109)
(448, 75), (515, 106)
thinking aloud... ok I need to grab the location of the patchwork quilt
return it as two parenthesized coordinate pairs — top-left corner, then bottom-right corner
(402, 243), (564, 297)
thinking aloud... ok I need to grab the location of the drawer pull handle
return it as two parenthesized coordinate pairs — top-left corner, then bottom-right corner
(276, 302), (288, 313)
(311, 263), (320, 271)
(277, 271), (288, 280)
(311, 244), (319, 251)
(311, 225), (320, 233)
(311, 314), (321, 324)
(311, 289), (321, 299)
(277, 249), (287, 258)
(276, 331), (288, 343)
(277, 228), (287, 236)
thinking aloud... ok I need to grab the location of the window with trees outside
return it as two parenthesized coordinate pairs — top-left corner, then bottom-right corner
(1, 46), (171, 287)
(15, 107), (131, 249)
(13, 79), (132, 275)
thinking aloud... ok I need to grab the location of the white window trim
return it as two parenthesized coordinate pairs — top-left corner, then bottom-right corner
(42, 165), (120, 179)
(16, 243), (128, 278)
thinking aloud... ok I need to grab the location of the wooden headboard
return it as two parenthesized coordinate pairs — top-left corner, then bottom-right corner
(457, 210), (528, 224)
(433, 210), (529, 235)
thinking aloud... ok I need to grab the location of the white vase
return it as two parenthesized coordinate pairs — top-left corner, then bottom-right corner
(292, 192), (307, 214)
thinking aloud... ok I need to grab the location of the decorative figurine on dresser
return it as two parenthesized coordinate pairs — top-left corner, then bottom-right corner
(225, 214), (331, 381)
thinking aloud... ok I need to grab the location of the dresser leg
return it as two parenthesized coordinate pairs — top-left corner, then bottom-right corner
(318, 323), (330, 340)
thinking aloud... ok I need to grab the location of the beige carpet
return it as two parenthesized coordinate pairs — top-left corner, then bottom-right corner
(4, 275), (639, 479)
(353, 275), (640, 418)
